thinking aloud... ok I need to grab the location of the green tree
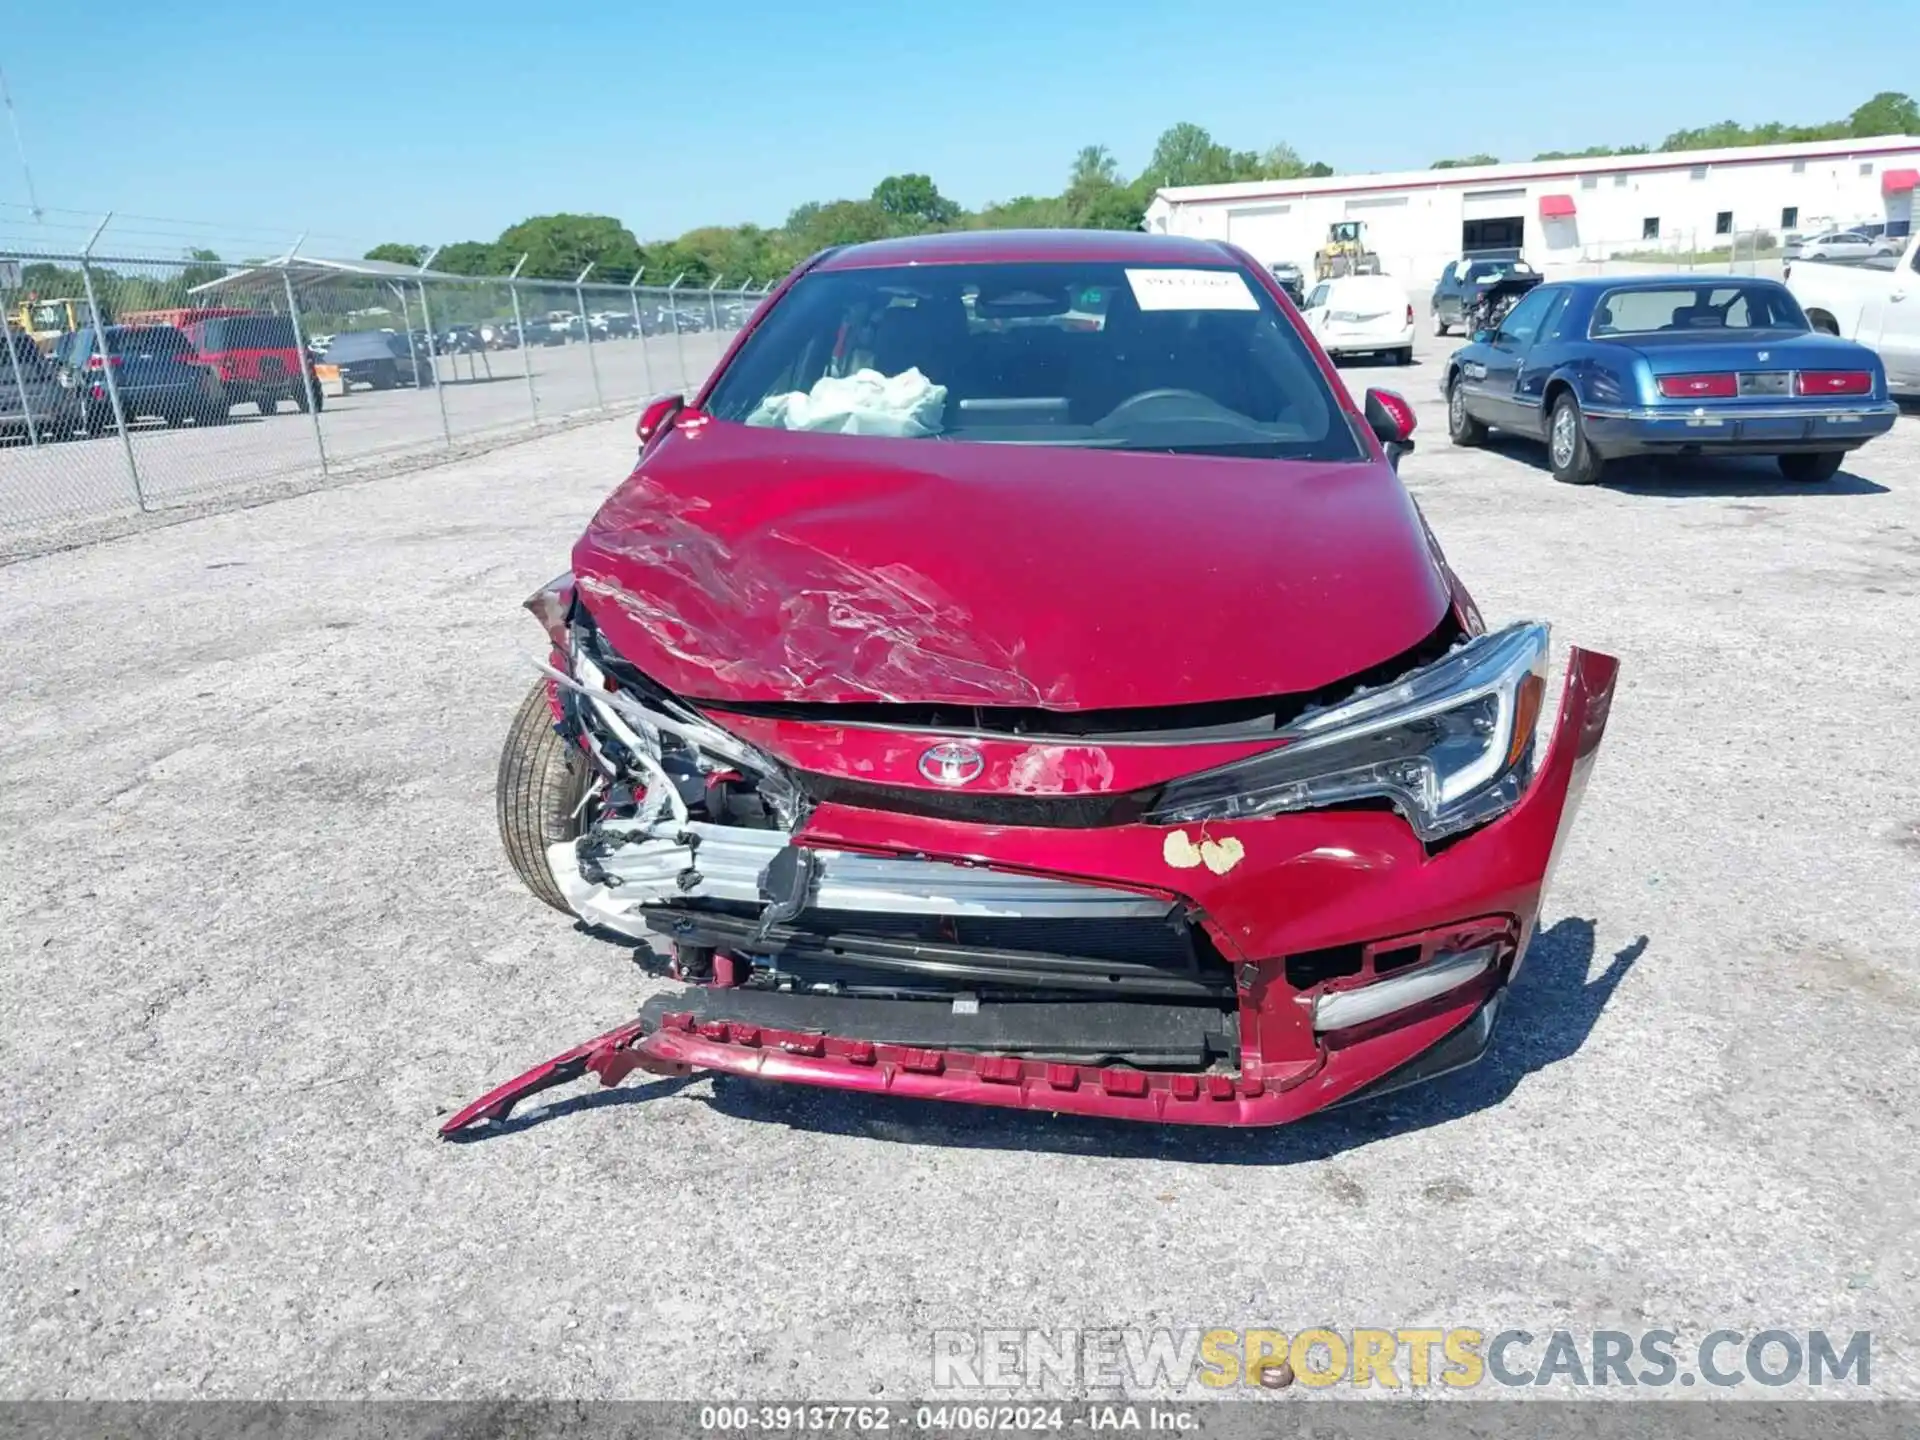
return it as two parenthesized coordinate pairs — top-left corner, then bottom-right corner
(871, 174), (961, 231)
(975, 194), (1074, 230)
(1534, 144), (1648, 160)
(1070, 145), (1119, 189)
(786, 198), (891, 252)
(1431, 153), (1500, 169)
(179, 247), (226, 290)
(1850, 91), (1920, 136)
(432, 241), (501, 277)
(1143, 122), (1235, 187)
(1251, 144), (1313, 180)
(364, 242), (427, 266)
(495, 214), (643, 281)
(1076, 182), (1149, 231)
(1139, 123), (1320, 188)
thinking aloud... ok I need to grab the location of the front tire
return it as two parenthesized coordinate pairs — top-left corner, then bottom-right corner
(1548, 394), (1604, 485)
(1433, 311), (1449, 337)
(497, 680), (593, 914)
(1395, 346), (1414, 366)
(1778, 451), (1843, 483)
(1447, 375), (1487, 446)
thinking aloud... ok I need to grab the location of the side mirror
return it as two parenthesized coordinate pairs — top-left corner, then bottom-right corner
(1364, 388), (1417, 470)
(637, 394), (685, 445)
(1472, 329), (1493, 344)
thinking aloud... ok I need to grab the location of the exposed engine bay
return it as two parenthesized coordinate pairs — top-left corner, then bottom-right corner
(538, 594), (1242, 1069)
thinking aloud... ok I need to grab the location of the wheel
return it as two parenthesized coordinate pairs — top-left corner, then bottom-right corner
(1548, 394), (1604, 485)
(1395, 347), (1414, 366)
(1446, 375), (1487, 446)
(294, 384), (322, 413)
(196, 399), (228, 426)
(1778, 451), (1843, 483)
(1433, 310), (1449, 337)
(497, 680), (593, 914)
(257, 396), (278, 416)
(371, 370), (396, 391)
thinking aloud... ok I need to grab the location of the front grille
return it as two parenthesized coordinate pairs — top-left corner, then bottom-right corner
(799, 773), (1149, 828)
(644, 899), (1236, 1001)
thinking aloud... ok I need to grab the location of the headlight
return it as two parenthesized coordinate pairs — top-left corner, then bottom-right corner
(1145, 623), (1549, 842)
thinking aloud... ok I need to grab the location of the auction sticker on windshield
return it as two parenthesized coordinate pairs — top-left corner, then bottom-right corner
(1126, 268), (1260, 312)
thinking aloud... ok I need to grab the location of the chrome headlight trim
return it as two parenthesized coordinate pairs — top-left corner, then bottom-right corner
(1144, 623), (1551, 842)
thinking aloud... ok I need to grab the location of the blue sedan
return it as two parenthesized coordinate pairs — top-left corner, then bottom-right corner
(1441, 276), (1898, 484)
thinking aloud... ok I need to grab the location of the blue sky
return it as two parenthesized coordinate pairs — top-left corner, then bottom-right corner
(1, 0), (1911, 259)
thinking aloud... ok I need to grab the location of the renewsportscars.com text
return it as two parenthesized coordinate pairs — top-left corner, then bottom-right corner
(931, 1327), (1872, 1391)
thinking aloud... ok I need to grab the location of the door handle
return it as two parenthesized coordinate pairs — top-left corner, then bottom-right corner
(1891, 291), (1908, 302)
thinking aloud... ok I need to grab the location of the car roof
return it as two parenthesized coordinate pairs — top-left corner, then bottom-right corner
(813, 228), (1235, 271)
(1557, 274), (1788, 292)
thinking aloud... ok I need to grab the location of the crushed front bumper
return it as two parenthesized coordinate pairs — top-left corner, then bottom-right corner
(444, 649), (1617, 1133)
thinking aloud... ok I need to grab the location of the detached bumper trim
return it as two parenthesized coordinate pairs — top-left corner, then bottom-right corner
(563, 821), (1173, 921)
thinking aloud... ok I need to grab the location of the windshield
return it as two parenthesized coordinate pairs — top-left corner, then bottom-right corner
(197, 316), (298, 351)
(1591, 283), (1809, 337)
(109, 327), (193, 358)
(28, 301), (74, 331)
(327, 333), (402, 359)
(1463, 260), (1533, 284)
(702, 261), (1359, 461)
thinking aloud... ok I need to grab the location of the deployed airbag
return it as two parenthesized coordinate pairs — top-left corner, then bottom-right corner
(747, 367), (947, 437)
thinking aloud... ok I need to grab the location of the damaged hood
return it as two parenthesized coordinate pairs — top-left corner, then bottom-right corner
(571, 422), (1450, 711)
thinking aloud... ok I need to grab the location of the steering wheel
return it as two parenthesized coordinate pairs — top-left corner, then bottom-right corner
(1100, 388), (1219, 425)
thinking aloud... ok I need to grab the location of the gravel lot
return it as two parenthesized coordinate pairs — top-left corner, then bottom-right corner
(1, 323), (1916, 1402)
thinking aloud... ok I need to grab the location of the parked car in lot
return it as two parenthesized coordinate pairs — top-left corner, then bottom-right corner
(1443, 275), (1897, 484)
(325, 330), (436, 391)
(181, 313), (320, 416)
(1299, 274), (1415, 363)
(1431, 256), (1538, 336)
(1785, 230), (1920, 396)
(587, 311), (635, 339)
(439, 324), (485, 354)
(1784, 230), (1900, 262)
(0, 332), (84, 440)
(477, 319), (519, 350)
(443, 228), (1620, 1136)
(518, 316), (566, 347)
(1268, 260), (1306, 305)
(59, 325), (229, 430)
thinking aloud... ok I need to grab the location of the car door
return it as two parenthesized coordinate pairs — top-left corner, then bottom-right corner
(1868, 242), (1920, 391)
(1476, 286), (1558, 428)
(1511, 288), (1574, 435)
(1301, 282), (1331, 338)
(1434, 262), (1459, 323)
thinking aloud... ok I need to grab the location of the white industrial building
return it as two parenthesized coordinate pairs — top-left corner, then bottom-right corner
(1144, 136), (1920, 287)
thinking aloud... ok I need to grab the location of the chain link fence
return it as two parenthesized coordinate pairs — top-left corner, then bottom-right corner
(0, 242), (770, 547)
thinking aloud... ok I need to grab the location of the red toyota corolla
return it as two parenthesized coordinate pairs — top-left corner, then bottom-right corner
(446, 229), (1617, 1134)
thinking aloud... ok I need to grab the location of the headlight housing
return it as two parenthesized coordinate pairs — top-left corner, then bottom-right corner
(1145, 623), (1549, 842)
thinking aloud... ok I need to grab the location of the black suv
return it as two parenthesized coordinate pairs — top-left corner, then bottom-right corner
(327, 331), (436, 391)
(1430, 255), (1538, 336)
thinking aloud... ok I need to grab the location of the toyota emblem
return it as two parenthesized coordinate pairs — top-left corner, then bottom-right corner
(919, 741), (985, 787)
